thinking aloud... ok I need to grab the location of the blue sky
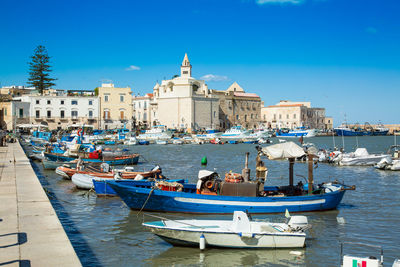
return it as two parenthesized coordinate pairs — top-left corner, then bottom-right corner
(1, 0), (399, 125)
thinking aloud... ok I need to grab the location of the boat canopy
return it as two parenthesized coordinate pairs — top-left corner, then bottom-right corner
(262, 142), (305, 159)
(198, 170), (216, 180)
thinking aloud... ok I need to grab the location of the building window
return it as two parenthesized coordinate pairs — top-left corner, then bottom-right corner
(245, 115), (247, 122)
(286, 114), (289, 119)
(104, 110), (110, 120)
(214, 111), (216, 118)
(183, 71), (188, 74)
(120, 110), (125, 120)
(71, 100), (78, 105)
(35, 110), (40, 118)
(89, 100), (93, 105)
(236, 115), (239, 120)
(273, 114), (276, 120)
(88, 110), (93, 118)
(263, 114), (266, 120)
(120, 95), (124, 102)
(71, 110), (78, 118)
(104, 95), (109, 102)
(139, 102), (141, 108)
(293, 114), (296, 119)
(36, 100), (39, 104)
(19, 108), (23, 118)
(279, 114), (282, 119)
(60, 110), (65, 118)
(61, 100), (65, 105)
(251, 114), (253, 119)
(143, 113), (147, 121)
(47, 110), (51, 118)
(133, 103), (136, 109)
(47, 100), (51, 105)
(144, 102), (147, 109)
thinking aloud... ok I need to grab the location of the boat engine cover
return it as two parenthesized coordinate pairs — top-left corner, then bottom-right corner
(288, 216), (308, 229)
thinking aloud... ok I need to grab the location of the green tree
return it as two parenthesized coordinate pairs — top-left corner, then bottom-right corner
(27, 45), (57, 95)
(94, 87), (99, 96)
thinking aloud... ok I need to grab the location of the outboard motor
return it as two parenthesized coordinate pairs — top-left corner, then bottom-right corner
(288, 216), (309, 231)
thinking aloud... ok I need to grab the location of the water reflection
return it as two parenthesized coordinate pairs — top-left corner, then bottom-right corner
(146, 247), (305, 267)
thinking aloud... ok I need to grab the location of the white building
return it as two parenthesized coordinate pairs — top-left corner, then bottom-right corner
(151, 54), (219, 132)
(18, 91), (99, 130)
(132, 93), (153, 128)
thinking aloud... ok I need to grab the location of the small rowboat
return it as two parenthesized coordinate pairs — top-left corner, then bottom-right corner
(56, 164), (161, 180)
(42, 158), (79, 170)
(143, 211), (309, 249)
(44, 151), (140, 165)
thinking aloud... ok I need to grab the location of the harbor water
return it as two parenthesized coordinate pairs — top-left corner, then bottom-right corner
(25, 136), (400, 266)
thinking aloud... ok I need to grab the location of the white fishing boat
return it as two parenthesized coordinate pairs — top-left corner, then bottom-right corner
(221, 126), (249, 140)
(339, 242), (400, 267)
(124, 136), (137, 145)
(172, 138), (184, 145)
(137, 125), (171, 141)
(336, 148), (391, 166)
(375, 145), (400, 171)
(156, 139), (168, 145)
(194, 128), (222, 140)
(143, 211), (309, 249)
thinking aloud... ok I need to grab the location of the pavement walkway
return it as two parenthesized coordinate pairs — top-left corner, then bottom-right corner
(0, 142), (81, 266)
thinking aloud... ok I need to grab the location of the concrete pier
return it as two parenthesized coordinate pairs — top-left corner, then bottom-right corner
(0, 142), (81, 266)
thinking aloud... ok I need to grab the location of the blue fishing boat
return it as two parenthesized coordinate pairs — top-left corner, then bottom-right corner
(105, 140), (116, 145)
(138, 140), (150, 145)
(107, 180), (351, 214)
(108, 142), (355, 214)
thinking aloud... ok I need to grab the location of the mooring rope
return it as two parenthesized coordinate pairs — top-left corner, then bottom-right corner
(137, 187), (155, 215)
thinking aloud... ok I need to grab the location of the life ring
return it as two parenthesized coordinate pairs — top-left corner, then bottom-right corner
(225, 173), (243, 183)
(205, 180), (214, 189)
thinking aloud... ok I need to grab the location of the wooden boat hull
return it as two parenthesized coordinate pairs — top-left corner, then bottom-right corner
(44, 152), (139, 165)
(55, 165), (159, 179)
(107, 182), (347, 214)
(93, 179), (186, 196)
(42, 159), (78, 170)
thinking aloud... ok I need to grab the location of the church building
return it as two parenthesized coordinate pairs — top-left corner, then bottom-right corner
(151, 54), (219, 132)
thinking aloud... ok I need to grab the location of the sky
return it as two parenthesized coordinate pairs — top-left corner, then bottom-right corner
(1, 0), (399, 126)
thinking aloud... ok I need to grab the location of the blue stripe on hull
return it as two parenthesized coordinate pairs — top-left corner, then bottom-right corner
(108, 182), (346, 214)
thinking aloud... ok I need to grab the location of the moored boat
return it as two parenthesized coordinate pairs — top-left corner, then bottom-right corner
(143, 211), (309, 249)
(108, 142), (355, 214)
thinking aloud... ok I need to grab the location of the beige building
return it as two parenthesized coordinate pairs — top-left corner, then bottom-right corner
(261, 100), (328, 129)
(211, 82), (262, 130)
(324, 117), (333, 129)
(0, 96), (30, 130)
(98, 83), (133, 130)
(151, 54), (219, 132)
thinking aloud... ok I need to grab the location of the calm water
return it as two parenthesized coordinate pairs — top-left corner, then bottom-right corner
(25, 136), (400, 267)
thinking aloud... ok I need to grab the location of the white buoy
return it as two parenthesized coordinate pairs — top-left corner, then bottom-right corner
(290, 251), (303, 256)
(199, 234), (206, 250)
(337, 217), (346, 224)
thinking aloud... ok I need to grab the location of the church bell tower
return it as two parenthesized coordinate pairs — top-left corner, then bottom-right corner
(180, 53), (192, 78)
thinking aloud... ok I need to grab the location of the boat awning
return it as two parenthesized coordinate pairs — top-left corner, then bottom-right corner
(198, 170), (216, 180)
(261, 142), (305, 159)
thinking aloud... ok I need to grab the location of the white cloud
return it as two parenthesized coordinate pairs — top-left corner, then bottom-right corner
(200, 74), (229, 82)
(125, 65), (141, 71)
(365, 27), (377, 34)
(256, 0), (305, 5)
